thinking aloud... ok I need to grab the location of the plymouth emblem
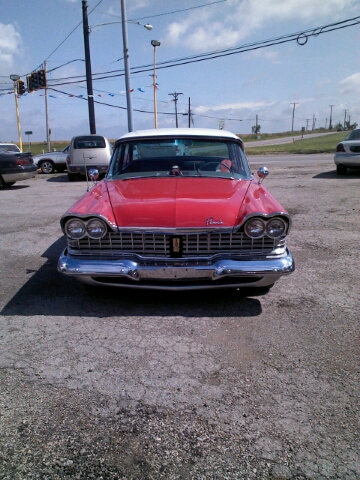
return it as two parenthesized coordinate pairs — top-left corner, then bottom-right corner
(172, 237), (181, 253)
(205, 217), (223, 226)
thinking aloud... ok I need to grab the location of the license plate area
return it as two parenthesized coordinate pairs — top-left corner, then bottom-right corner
(139, 267), (212, 280)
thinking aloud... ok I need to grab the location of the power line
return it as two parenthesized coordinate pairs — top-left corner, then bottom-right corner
(98, 1), (227, 22)
(39, 15), (360, 89)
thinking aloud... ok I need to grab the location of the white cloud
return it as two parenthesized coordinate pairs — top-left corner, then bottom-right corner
(246, 48), (281, 63)
(0, 23), (22, 68)
(195, 100), (276, 113)
(164, 0), (358, 51)
(339, 72), (360, 94)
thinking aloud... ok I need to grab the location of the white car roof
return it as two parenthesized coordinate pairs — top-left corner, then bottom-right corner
(119, 128), (241, 141)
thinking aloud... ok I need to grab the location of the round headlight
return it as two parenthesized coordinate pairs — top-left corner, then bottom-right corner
(86, 218), (107, 239)
(266, 217), (287, 238)
(65, 219), (86, 239)
(244, 218), (266, 238)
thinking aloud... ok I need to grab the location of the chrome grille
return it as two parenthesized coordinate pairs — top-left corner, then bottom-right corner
(68, 231), (283, 258)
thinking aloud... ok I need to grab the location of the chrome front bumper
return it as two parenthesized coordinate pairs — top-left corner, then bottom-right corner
(58, 248), (295, 290)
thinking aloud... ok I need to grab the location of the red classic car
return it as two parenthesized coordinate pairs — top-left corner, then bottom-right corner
(58, 128), (294, 291)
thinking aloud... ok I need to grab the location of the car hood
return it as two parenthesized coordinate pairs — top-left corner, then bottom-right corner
(106, 177), (251, 228)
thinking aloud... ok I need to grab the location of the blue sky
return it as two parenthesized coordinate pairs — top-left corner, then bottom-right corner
(1, 0), (360, 143)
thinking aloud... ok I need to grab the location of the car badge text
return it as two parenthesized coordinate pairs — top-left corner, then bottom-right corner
(205, 217), (223, 226)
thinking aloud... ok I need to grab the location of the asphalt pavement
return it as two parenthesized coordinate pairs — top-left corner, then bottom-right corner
(0, 158), (359, 479)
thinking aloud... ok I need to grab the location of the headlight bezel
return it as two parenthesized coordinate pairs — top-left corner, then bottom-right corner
(64, 217), (108, 240)
(244, 215), (288, 239)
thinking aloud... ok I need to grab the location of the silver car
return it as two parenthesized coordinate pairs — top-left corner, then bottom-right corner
(33, 146), (69, 174)
(334, 128), (360, 175)
(66, 135), (112, 181)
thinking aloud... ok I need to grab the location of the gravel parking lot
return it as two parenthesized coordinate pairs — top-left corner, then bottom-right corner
(0, 155), (359, 479)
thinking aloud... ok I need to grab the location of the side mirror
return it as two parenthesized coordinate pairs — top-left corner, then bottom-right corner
(257, 166), (269, 183)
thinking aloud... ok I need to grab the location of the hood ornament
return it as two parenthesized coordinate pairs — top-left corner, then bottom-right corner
(206, 217), (223, 226)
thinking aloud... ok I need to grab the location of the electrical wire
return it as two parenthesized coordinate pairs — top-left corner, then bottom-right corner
(42, 15), (360, 88)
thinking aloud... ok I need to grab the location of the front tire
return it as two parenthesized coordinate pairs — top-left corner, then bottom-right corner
(336, 164), (347, 175)
(39, 160), (55, 174)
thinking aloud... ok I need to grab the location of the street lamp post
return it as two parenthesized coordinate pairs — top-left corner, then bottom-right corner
(151, 40), (161, 129)
(10, 74), (23, 152)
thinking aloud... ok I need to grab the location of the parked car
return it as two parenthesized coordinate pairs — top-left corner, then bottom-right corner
(0, 149), (37, 187)
(334, 128), (360, 174)
(33, 146), (69, 174)
(0, 143), (21, 153)
(66, 134), (112, 181)
(58, 128), (295, 292)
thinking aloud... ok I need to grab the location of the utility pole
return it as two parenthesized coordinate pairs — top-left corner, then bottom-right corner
(10, 75), (23, 151)
(306, 119), (310, 130)
(121, 0), (134, 132)
(312, 114), (316, 130)
(290, 102), (299, 132)
(188, 97), (191, 127)
(329, 105), (335, 130)
(343, 109), (348, 129)
(82, 0), (96, 134)
(168, 92), (183, 127)
(44, 61), (51, 152)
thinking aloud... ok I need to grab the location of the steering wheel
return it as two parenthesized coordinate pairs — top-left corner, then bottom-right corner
(199, 161), (233, 172)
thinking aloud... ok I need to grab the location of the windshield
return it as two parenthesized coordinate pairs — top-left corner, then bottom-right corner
(0, 144), (20, 152)
(344, 129), (360, 141)
(107, 137), (251, 180)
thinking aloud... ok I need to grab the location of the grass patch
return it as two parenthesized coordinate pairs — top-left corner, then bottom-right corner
(244, 132), (348, 155)
(23, 141), (70, 155)
(19, 131), (348, 156)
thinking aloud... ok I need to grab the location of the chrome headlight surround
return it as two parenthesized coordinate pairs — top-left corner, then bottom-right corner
(244, 217), (266, 238)
(86, 218), (107, 239)
(266, 217), (287, 238)
(65, 219), (86, 239)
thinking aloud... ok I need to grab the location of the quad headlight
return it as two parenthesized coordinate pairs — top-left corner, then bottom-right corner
(244, 218), (266, 238)
(65, 219), (86, 239)
(65, 218), (107, 239)
(266, 217), (287, 238)
(244, 216), (287, 239)
(86, 218), (107, 239)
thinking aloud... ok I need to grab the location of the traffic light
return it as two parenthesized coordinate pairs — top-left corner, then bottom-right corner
(26, 75), (33, 93)
(38, 69), (47, 88)
(17, 80), (25, 95)
(31, 71), (39, 91)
